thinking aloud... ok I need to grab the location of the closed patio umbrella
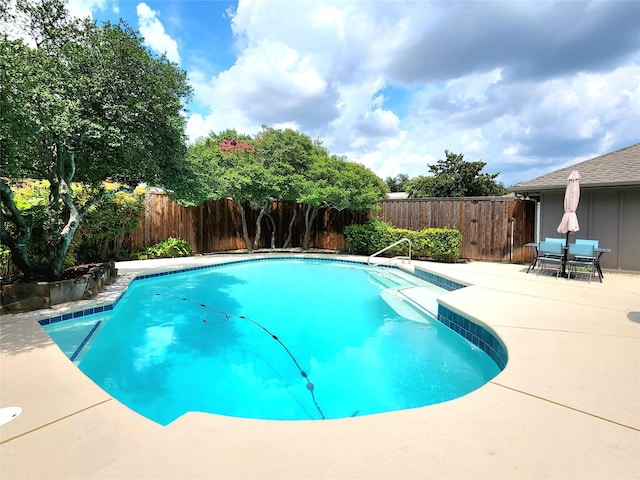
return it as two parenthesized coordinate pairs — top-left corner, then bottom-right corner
(557, 170), (581, 275)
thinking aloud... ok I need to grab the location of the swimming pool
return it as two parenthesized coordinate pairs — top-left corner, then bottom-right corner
(42, 258), (504, 424)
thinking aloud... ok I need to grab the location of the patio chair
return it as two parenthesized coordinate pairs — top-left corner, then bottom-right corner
(544, 237), (567, 248)
(574, 239), (599, 262)
(576, 239), (598, 249)
(566, 243), (596, 283)
(536, 241), (563, 278)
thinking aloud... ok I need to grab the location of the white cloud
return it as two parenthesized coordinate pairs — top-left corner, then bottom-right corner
(177, 0), (640, 187)
(11, 0), (640, 190)
(137, 3), (181, 64)
(67, 0), (109, 19)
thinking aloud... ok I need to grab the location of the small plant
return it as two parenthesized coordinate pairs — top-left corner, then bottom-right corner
(133, 238), (193, 260)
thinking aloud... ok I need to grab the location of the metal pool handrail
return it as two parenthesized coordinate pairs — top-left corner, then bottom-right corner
(367, 238), (412, 265)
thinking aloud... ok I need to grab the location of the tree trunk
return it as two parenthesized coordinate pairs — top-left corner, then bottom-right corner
(0, 181), (46, 279)
(49, 210), (81, 278)
(234, 199), (253, 251)
(252, 200), (271, 251)
(266, 213), (277, 249)
(303, 205), (319, 250)
(46, 174), (76, 276)
(283, 203), (298, 248)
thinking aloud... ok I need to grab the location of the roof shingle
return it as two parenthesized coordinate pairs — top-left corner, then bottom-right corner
(509, 143), (640, 192)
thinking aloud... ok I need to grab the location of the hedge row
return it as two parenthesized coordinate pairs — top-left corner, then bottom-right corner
(344, 217), (462, 263)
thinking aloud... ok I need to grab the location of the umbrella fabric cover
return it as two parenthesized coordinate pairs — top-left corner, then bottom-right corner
(557, 170), (581, 234)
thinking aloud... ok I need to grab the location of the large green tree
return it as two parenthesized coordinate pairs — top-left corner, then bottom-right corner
(0, 0), (192, 280)
(252, 126), (316, 249)
(299, 155), (388, 250)
(188, 129), (262, 251)
(187, 127), (387, 251)
(405, 151), (506, 198)
(188, 127), (323, 251)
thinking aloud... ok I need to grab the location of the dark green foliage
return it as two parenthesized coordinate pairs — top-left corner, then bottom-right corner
(344, 217), (393, 255)
(345, 218), (462, 263)
(188, 128), (389, 251)
(385, 174), (410, 192)
(0, 0), (192, 280)
(72, 189), (146, 263)
(0, 182), (146, 276)
(405, 150), (506, 198)
(132, 237), (193, 260)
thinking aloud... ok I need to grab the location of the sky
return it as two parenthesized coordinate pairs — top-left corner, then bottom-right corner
(57, 1), (640, 186)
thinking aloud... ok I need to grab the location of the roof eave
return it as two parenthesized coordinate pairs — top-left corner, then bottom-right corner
(509, 180), (640, 193)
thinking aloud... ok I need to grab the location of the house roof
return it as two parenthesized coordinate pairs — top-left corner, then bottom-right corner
(509, 143), (640, 192)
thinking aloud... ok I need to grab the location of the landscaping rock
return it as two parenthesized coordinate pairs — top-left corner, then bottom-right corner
(0, 262), (118, 314)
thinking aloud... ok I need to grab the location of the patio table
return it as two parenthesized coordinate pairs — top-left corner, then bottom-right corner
(525, 242), (539, 273)
(593, 247), (611, 282)
(525, 242), (611, 282)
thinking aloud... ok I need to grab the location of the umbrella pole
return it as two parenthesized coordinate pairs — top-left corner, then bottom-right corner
(562, 231), (570, 277)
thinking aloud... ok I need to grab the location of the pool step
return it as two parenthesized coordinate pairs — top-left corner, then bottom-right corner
(70, 320), (103, 362)
(397, 286), (441, 318)
(368, 269), (414, 289)
(43, 317), (107, 364)
(380, 288), (433, 324)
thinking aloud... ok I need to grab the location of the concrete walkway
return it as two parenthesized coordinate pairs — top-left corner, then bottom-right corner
(1, 254), (638, 479)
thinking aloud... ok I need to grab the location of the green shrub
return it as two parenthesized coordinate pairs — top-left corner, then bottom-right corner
(3, 180), (146, 268)
(386, 227), (428, 257)
(344, 217), (393, 255)
(5, 181), (51, 268)
(423, 228), (462, 263)
(133, 237), (193, 260)
(345, 218), (462, 263)
(72, 186), (146, 263)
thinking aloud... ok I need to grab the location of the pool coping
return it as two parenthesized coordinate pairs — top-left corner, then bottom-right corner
(1, 253), (639, 479)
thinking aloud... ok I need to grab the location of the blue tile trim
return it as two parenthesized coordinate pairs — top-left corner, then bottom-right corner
(412, 267), (465, 291)
(437, 305), (508, 370)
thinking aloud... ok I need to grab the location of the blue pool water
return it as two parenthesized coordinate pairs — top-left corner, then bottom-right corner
(43, 259), (501, 424)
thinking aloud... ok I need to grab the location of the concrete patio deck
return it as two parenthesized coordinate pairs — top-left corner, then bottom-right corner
(1, 254), (639, 479)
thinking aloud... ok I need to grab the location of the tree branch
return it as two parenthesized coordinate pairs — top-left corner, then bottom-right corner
(0, 179), (40, 275)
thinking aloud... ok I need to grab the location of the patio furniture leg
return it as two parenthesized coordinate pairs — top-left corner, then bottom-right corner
(596, 253), (604, 282)
(526, 245), (538, 273)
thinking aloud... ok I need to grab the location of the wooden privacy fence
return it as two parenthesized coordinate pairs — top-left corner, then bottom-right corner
(125, 192), (368, 253)
(376, 197), (535, 262)
(126, 193), (535, 262)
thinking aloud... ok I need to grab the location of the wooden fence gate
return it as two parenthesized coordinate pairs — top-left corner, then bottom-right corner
(376, 197), (534, 262)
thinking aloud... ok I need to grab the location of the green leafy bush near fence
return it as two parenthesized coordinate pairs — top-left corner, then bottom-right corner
(345, 218), (462, 263)
(1, 181), (146, 274)
(132, 237), (193, 260)
(72, 186), (147, 264)
(343, 217), (393, 255)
